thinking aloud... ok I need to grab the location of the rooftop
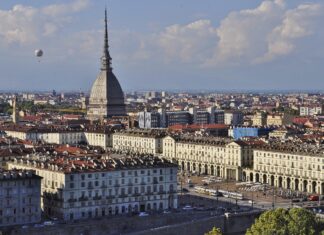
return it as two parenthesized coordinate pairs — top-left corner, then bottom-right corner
(11, 153), (177, 174)
(0, 168), (41, 181)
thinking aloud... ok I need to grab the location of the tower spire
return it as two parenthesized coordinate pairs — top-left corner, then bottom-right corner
(101, 7), (112, 71)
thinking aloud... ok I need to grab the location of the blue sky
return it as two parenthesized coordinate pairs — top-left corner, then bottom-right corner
(0, 0), (323, 92)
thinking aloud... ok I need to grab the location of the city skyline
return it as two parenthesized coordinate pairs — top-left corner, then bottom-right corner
(0, 0), (323, 92)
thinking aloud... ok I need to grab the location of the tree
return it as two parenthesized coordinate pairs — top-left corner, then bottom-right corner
(246, 208), (323, 235)
(205, 227), (222, 235)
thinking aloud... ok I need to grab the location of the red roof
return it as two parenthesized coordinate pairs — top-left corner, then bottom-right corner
(62, 114), (82, 120)
(169, 124), (228, 131)
(54, 145), (86, 155)
(293, 117), (309, 125)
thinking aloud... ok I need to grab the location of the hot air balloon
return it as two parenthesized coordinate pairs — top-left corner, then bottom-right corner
(34, 49), (43, 62)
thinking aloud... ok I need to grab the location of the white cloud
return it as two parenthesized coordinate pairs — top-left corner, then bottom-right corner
(0, 0), (89, 45)
(0, 0), (322, 68)
(205, 0), (286, 66)
(255, 3), (322, 63)
(42, 0), (89, 17)
(128, 0), (322, 67)
(157, 20), (218, 63)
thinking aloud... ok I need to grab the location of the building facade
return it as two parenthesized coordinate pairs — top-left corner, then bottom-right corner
(163, 136), (257, 181)
(252, 112), (267, 126)
(112, 130), (166, 154)
(224, 111), (243, 125)
(300, 106), (322, 116)
(138, 111), (161, 129)
(243, 143), (324, 194)
(0, 169), (41, 227)
(8, 154), (178, 221)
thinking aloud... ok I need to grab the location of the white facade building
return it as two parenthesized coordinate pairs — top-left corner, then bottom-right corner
(163, 136), (258, 181)
(300, 106), (322, 116)
(8, 154), (178, 221)
(112, 130), (166, 154)
(243, 142), (324, 194)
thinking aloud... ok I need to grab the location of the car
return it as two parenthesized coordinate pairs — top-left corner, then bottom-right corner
(21, 225), (29, 229)
(308, 195), (319, 201)
(43, 221), (55, 226)
(34, 224), (44, 228)
(182, 188), (189, 192)
(163, 210), (171, 214)
(292, 198), (301, 203)
(224, 212), (231, 217)
(138, 212), (149, 217)
(182, 205), (193, 210)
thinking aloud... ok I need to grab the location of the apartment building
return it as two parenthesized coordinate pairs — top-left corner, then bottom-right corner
(224, 111), (243, 125)
(112, 129), (167, 154)
(8, 154), (178, 221)
(2, 126), (85, 145)
(300, 106), (322, 116)
(252, 112), (267, 126)
(163, 136), (261, 181)
(1, 125), (115, 149)
(243, 141), (324, 194)
(0, 169), (42, 227)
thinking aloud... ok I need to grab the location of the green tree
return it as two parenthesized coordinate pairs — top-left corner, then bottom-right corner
(205, 227), (222, 235)
(246, 208), (322, 235)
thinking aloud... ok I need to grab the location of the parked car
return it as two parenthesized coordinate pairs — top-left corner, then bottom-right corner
(44, 221), (55, 226)
(308, 195), (319, 201)
(182, 205), (193, 210)
(182, 188), (189, 192)
(138, 212), (149, 217)
(34, 224), (44, 228)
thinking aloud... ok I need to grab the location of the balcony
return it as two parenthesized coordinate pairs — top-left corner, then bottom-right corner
(67, 198), (77, 203)
(93, 196), (102, 201)
(114, 184), (120, 187)
(133, 193), (140, 197)
(78, 197), (88, 201)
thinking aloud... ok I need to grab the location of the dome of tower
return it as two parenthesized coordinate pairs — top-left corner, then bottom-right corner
(87, 9), (126, 120)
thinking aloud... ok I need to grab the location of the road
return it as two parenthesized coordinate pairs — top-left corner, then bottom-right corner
(183, 186), (322, 211)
